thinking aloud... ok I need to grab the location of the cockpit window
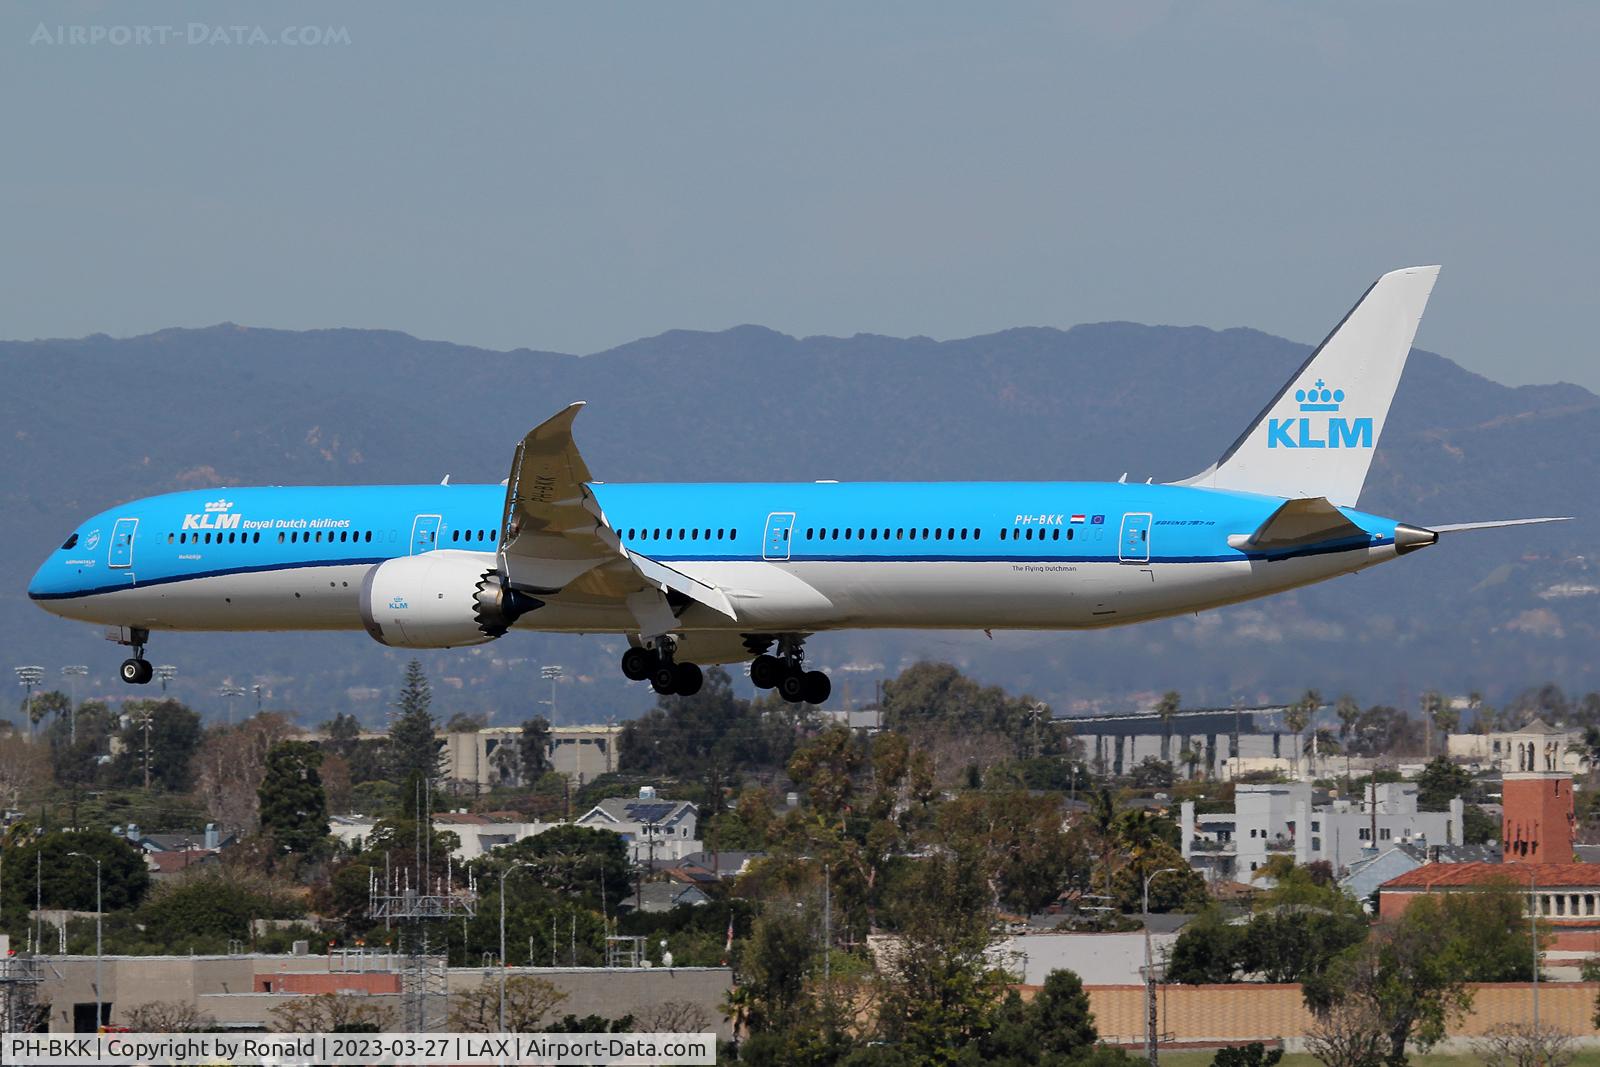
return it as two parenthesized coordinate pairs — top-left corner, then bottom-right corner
(60, 533), (79, 550)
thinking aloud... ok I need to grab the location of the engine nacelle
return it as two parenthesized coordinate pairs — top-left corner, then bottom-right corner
(359, 550), (541, 649)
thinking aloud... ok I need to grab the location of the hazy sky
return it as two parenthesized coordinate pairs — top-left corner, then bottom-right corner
(4, 2), (1598, 390)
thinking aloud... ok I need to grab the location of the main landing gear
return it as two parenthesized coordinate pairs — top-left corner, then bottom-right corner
(746, 634), (830, 706)
(117, 627), (154, 685)
(620, 639), (704, 697)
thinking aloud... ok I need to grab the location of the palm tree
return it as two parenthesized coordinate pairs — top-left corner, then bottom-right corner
(1155, 690), (1181, 762)
(1284, 690), (1319, 778)
(1420, 690), (1455, 757)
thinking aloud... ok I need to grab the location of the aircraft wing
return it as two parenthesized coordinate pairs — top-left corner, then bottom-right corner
(498, 403), (737, 627)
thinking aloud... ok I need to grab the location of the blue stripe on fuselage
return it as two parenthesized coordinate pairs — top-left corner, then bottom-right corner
(29, 481), (1398, 601)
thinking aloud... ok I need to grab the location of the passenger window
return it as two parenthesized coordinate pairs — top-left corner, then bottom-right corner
(947, 528), (955, 540)
(933, 528), (942, 541)
(452, 530), (460, 542)
(718, 528), (726, 539)
(230, 532), (238, 543)
(253, 532), (261, 543)
(1068, 528), (1074, 540)
(730, 528), (736, 539)
(278, 532), (285, 544)
(806, 528), (814, 540)
(960, 529), (968, 540)
(974, 528), (981, 539)
(921, 527), (930, 540)
(897, 529), (904, 540)
(869, 529), (877, 540)
(678, 528), (686, 540)
(691, 529), (699, 540)
(204, 532), (212, 544)
(1053, 529), (1060, 541)
(844, 528), (852, 541)
(1026, 529), (1033, 541)
(167, 533), (175, 544)
(653, 528), (660, 539)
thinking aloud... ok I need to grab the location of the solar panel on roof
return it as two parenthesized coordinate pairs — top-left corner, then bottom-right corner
(625, 802), (675, 822)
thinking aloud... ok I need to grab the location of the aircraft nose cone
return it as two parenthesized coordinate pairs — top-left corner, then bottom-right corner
(1393, 523), (1439, 555)
(27, 561), (48, 600)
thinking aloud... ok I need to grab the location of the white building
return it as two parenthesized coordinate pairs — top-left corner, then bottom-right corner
(438, 723), (624, 790)
(1447, 718), (1588, 775)
(1180, 781), (1463, 881)
(575, 786), (701, 865)
(327, 812), (559, 861)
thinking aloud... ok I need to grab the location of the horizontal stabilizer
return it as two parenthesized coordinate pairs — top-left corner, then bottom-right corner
(1428, 517), (1573, 534)
(1227, 496), (1366, 552)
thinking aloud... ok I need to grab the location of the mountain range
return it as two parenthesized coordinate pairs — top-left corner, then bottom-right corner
(2, 320), (1595, 726)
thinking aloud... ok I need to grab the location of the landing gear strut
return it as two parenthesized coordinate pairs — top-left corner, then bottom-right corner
(116, 627), (154, 685)
(620, 638), (703, 697)
(746, 634), (830, 705)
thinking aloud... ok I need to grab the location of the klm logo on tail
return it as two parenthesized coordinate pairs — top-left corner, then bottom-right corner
(1267, 380), (1373, 450)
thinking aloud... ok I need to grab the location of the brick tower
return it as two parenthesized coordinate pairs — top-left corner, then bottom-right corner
(1502, 728), (1575, 862)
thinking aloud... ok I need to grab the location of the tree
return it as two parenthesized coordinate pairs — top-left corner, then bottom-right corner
(937, 790), (1077, 914)
(0, 734), (49, 809)
(519, 716), (552, 780)
(477, 823), (632, 907)
(448, 974), (567, 1032)
(138, 874), (297, 945)
(324, 712), (362, 759)
(271, 993), (394, 1033)
(114, 699), (203, 791)
(1286, 691), (1319, 776)
(0, 829), (149, 912)
(388, 660), (442, 785)
(1305, 997), (1388, 1067)
(1156, 691), (1181, 762)
(1475, 1023), (1576, 1067)
(195, 713), (300, 832)
(123, 1000), (217, 1032)
(871, 852), (1009, 1062)
(737, 906), (815, 1034)
(1213, 1044), (1284, 1067)
(1305, 887), (1494, 1065)
(1166, 907), (1247, 984)
(258, 741), (331, 857)
(1413, 757), (1471, 812)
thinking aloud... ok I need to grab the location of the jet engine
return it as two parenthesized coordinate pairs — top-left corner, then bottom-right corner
(359, 550), (541, 649)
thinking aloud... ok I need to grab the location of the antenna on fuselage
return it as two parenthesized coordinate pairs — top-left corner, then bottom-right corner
(440, 475), (450, 486)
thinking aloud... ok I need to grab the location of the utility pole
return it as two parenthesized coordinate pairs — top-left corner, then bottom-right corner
(1531, 869), (1540, 1032)
(1143, 867), (1179, 1067)
(138, 712), (154, 791)
(252, 683), (264, 713)
(498, 861), (532, 1032)
(823, 863), (831, 984)
(68, 852), (103, 1030)
(61, 666), (87, 744)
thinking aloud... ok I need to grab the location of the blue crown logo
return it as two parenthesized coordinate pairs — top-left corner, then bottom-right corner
(1295, 379), (1344, 412)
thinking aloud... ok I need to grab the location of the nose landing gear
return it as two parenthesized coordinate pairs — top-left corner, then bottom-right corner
(114, 627), (154, 685)
(746, 634), (830, 705)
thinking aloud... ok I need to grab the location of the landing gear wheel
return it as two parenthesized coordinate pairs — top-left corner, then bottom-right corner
(673, 662), (704, 697)
(801, 670), (831, 706)
(121, 658), (152, 685)
(650, 664), (679, 695)
(749, 654), (783, 690)
(621, 647), (656, 682)
(777, 670), (806, 704)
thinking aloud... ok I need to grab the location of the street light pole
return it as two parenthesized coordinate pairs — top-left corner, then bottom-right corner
(218, 684), (245, 726)
(68, 851), (103, 1031)
(540, 666), (563, 724)
(154, 665), (177, 694)
(62, 666), (87, 744)
(1143, 867), (1180, 1067)
(499, 861), (534, 1032)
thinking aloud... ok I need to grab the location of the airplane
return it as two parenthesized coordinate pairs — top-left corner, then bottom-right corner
(27, 266), (1570, 705)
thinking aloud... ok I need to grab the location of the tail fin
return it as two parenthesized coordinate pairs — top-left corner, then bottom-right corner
(1177, 265), (1440, 506)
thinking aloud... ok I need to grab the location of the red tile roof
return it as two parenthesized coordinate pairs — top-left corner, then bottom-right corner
(1382, 862), (1600, 890)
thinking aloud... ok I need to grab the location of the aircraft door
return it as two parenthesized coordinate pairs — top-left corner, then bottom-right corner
(763, 512), (795, 561)
(1118, 512), (1151, 563)
(410, 514), (442, 556)
(108, 517), (138, 568)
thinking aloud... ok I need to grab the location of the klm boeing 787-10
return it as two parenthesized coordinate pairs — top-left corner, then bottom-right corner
(27, 267), (1569, 704)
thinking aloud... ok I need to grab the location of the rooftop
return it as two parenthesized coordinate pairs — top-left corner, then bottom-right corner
(1382, 862), (1600, 890)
